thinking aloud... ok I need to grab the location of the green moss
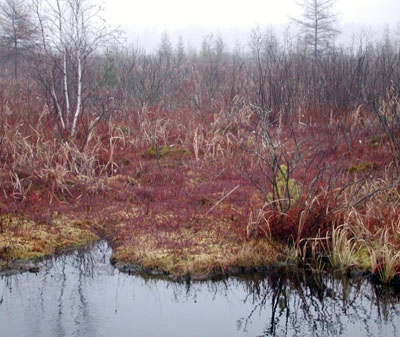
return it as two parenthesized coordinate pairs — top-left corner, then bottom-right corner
(120, 157), (131, 167)
(369, 134), (388, 146)
(0, 216), (98, 263)
(120, 126), (130, 135)
(354, 246), (371, 270)
(346, 162), (378, 174)
(141, 145), (191, 159)
(111, 224), (283, 278)
(267, 164), (300, 208)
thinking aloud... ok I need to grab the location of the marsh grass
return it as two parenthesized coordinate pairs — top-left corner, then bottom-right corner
(325, 224), (361, 274)
(368, 230), (400, 283)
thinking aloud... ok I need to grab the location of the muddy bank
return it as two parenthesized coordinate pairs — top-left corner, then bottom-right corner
(111, 259), (280, 282)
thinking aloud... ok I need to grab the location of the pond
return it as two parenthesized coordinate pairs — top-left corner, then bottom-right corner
(1, 241), (399, 337)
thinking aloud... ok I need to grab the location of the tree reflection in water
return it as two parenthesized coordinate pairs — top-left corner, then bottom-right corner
(0, 241), (399, 337)
(234, 269), (400, 336)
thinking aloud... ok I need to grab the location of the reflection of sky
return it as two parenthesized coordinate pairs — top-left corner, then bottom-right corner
(0, 241), (400, 337)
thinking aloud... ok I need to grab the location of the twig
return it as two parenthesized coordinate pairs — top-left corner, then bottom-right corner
(206, 184), (240, 215)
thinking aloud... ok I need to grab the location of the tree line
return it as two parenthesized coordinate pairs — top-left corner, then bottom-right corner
(0, 0), (399, 139)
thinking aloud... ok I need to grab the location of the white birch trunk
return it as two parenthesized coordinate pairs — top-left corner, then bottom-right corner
(70, 53), (81, 137)
(63, 48), (71, 127)
(70, 1), (82, 138)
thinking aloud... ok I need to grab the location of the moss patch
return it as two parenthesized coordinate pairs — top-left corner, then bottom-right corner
(267, 164), (301, 209)
(111, 221), (284, 280)
(0, 215), (98, 263)
(346, 161), (379, 174)
(369, 134), (388, 146)
(354, 246), (372, 270)
(141, 145), (191, 160)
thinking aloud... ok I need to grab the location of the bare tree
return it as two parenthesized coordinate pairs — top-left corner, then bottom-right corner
(32, 0), (118, 138)
(292, 0), (340, 60)
(0, 0), (37, 80)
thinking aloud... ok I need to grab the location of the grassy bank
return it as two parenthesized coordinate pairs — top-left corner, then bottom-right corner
(0, 215), (98, 271)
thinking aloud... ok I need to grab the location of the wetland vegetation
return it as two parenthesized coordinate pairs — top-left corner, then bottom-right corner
(0, 0), (400, 288)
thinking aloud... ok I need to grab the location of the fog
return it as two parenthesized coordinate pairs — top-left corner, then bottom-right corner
(102, 0), (400, 51)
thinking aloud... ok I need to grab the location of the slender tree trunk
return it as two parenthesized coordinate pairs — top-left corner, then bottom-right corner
(314, 1), (318, 61)
(71, 52), (81, 137)
(33, 0), (66, 130)
(63, 48), (71, 127)
(56, 0), (71, 128)
(12, 11), (18, 82)
(71, 1), (82, 138)
(51, 85), (66, 130)
(13, 37), (17, 81)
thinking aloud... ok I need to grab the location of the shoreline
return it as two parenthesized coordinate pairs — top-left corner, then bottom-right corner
(2, 237), (400, 288)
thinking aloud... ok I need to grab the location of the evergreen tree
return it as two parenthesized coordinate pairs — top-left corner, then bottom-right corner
(0, 0), (37, 80)
(292, 0), (340, 60)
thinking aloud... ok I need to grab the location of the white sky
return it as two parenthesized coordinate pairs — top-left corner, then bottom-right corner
(102, 0), (400, 50)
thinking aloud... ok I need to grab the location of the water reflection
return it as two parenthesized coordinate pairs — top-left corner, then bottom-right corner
(236, 270), (400, 337)
(0, 241), (399, 337)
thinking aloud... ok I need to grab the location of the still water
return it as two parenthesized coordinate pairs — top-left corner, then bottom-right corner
(0, 241), (399, 337)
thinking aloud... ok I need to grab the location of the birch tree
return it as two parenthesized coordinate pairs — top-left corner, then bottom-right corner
(32, 0), (118, 137)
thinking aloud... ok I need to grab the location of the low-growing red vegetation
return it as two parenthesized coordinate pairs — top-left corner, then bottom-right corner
(1, 78), (399, 282)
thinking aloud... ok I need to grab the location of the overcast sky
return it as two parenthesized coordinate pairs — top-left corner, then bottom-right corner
(102, 0), (400, 50)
